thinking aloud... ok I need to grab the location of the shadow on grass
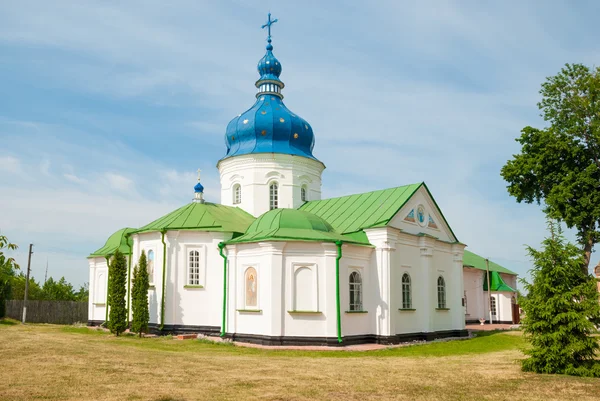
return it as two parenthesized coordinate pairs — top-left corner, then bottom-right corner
(0, 318), (19, 326)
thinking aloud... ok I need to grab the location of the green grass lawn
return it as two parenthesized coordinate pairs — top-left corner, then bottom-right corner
(1, 320), (599, 401)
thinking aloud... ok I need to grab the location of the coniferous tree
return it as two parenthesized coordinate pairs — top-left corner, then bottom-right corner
(107, 250), (127, 336)
(131, 250), (149, 337)
(521, 221), (600, 377)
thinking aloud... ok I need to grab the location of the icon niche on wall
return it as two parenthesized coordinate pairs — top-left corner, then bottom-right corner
(404, 205), (438, 229)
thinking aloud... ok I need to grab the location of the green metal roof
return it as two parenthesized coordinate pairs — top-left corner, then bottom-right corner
(483, 270), (516, 292)
(89, 227), (135, 258)
(226, 208), (371, 245)
(299, 183), (458, 241)
(463, 250), (517, 275)
(135, 202), (255, 235)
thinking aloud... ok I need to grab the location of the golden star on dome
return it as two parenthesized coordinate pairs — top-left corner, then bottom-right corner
(280, 118), (285, 123)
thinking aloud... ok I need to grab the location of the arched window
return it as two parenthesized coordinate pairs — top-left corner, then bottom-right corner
(147, 250), (155, 285)
(269, 182), (278, 210)
(401, 273), (411, 309)
(349, 271), (363, 311)
(245, 267), (258, 307)
(233, 184), (241, 204)
(188, 250), (200, 285)
(301, 185), (307, 202)
(437, 276), (446, 309)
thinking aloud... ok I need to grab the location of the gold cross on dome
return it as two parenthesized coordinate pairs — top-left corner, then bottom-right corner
(197, 169), (201, 182)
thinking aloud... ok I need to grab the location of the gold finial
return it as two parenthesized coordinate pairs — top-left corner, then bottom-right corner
(197, 169), (201, 182)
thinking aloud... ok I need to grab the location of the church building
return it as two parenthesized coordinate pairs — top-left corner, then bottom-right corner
(87, 15), (517, 345)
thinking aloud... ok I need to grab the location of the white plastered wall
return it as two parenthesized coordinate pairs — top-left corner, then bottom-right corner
(217, 153), (325, 217)
(366, 226), (466, 337)
(463, 267), (485, 322)
(88, 254), (133, 323)
(132, 230), (234, 329)
(88, 257), (108, 322)
(227, 241), (374, 339)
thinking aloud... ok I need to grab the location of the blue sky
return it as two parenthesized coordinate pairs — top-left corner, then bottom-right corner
(2, 0), (599, 288)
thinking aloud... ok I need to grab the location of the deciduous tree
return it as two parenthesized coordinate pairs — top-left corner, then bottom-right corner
(0, 235), (19, 318)
(501, 63), (600, 273)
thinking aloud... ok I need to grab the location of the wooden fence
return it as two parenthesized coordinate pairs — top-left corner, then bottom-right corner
(5, 300), (88, 324)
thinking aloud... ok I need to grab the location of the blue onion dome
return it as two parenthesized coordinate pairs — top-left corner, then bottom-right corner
(194, 182), (204, 193)
(221, 15), (318, 162)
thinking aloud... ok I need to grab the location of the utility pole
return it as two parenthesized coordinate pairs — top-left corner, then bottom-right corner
(44, 258), (48, 285)
(22, 244), (34, 324)
(485, 258), (493, 325)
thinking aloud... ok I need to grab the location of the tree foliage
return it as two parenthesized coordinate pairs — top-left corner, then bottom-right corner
(9, 275), (88, 302)
(521, 221), (600, 377)
(131, 251), (150, 337)
(107, 250), (127, 336)
(0, 235), (19, 318)
(501, 64), (600, 272)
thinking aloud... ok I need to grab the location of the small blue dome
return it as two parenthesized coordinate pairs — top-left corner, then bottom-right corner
(194, 182), (204, 193)
(257, 49), (282, 83)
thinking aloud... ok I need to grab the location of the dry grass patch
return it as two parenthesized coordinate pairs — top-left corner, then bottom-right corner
(1, 323), (599, 400)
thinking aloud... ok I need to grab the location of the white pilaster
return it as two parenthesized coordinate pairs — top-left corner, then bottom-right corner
(419, 236), (435, 333)
(259, 242), (286, 337)
(364, 227), (398, 338)
(452, 243), (466, 329)
(321, 242), (339, 338)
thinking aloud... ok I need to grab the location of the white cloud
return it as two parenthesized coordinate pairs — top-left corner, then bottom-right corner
(0, 156), (21, 173)
(63, 173), (87, 184)
(104, 172), (134, 193)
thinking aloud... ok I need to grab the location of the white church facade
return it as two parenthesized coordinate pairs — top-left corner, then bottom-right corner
(87, 15), (518, 345)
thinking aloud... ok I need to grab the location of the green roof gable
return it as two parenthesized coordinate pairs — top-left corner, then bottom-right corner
(135, 202), (255, 235)
(298, 183), (458, 241)
(226, 209), (370, 245)
(463, 250), (517, 275)
(483, 270), (516, 292)
(89, 227), (135, 258)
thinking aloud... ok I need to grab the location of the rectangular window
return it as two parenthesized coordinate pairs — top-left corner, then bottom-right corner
(491, 297), (497, 317)
(188, 250), (200, 285)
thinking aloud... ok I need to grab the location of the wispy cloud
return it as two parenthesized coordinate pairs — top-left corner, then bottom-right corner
(0, 156), (21, 174)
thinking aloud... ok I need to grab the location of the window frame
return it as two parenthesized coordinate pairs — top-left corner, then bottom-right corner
(437, 276), (446, 309)
(490, 296), (497, 317)
(188, 249), (201, 286)
(401, 273), (412, 309)
(349, 271), (363, 312)
(233, 184), (241, 205)
(269, 181), (279, 210)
